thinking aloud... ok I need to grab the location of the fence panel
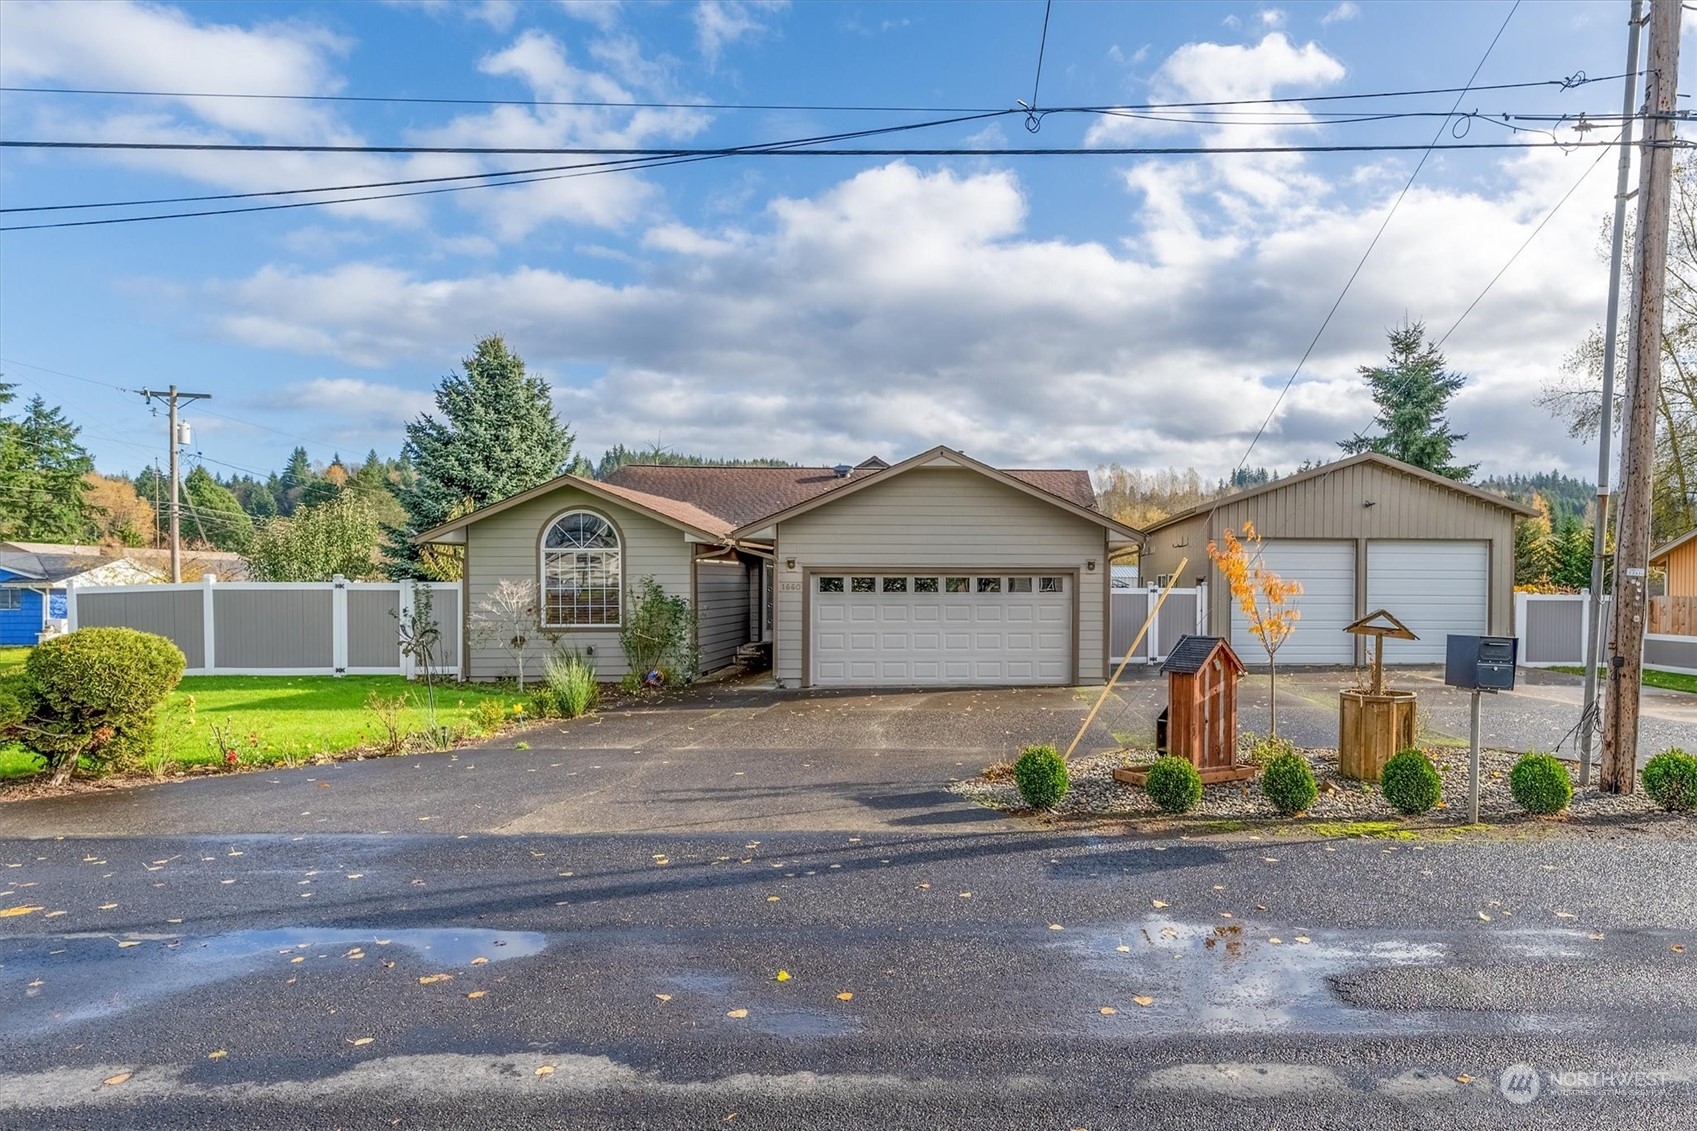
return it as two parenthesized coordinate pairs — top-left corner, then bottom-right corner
(1109, 590), (1150, 662)
(1110, 587), (1204, 664)
(72, 587), (206, 669)
(1519, 593), (1589, 666)
(1650, 595), (1697, 636)
(1157, 590), (1200, 658)
(213, 587), (335, 672)
(348, 587), (403, 670)
(425, 584), (461, 675)
(1644, 633), (1697, 675)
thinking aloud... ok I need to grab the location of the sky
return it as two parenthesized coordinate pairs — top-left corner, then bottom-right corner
(0, 0), (1672, 485)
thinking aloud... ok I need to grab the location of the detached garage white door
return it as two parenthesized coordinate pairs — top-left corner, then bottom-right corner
(811, 572), (1072, 686)
(1229, 541), (1355, 664)
(1366, 541), (1488, 664)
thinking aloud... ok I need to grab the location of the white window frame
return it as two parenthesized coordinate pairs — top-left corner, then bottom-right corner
(539, 510), (623, 629)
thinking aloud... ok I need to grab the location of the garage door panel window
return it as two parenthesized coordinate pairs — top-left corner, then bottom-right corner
(852, 576), (875, 593)
(977, 577), (1002, 593)
(946, 577), (970, 593)
(817, 576), (844, 593)
(882, 577), (907, 593)
(1040, 576), (1065, 593)
(1008, 576), (1033, 593)
(914, 577), (940, 593)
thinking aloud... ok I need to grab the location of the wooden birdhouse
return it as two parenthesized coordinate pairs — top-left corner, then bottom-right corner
(1145, 635), (1255, 783)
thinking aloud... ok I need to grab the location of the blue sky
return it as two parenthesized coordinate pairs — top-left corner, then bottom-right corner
(0, 0), (1657, 484)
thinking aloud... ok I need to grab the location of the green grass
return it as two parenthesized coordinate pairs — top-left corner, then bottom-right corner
(0, 674), (526, 782)
(1548, 666), (1697, 695)
(1302, 819), (1420, 840)
(0, 647), (28, 676)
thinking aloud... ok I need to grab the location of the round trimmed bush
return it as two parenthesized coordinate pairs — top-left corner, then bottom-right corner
(1145, 755), (1203, 814)
(20, 627), (186, 783)
(1262, 751), (1318, 816)
(1642, 749), (1697, 812)
(1509, 752), (1573, 815)
(1380, 748), (1442, 815)
(1013, 744), (1070, 810)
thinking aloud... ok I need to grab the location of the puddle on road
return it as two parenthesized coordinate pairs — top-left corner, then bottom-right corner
(660, 971), (861, 1039)
(0, 927), (545, 1039)
(1065, 919), (1582, 1037)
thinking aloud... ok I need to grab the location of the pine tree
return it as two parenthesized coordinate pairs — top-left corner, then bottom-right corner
(0, 392), (95, 541)
(383, 335), (575, 578)
(182, 465), (254, 553)
(1340, 322), (1478, 480)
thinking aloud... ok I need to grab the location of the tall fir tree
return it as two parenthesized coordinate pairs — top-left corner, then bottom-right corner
(0, 391), (95, 542)
(182, 465), (255, 553)
(1340, 321), (1477, 480)
(384, 336), (574, 578)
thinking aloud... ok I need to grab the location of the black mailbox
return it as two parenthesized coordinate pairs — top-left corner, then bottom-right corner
(1445, 634), (1518, 691)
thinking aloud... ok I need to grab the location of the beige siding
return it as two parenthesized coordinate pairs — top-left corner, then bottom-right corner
(1142, 461), (1520, 660)
(463, 486), (692, 681)
(696, 560), (753, 672)
(773, 468), (1109, 686)
(1662, 540), (1697, 596)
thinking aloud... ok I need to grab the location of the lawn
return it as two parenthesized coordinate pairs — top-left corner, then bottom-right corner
(0, 647), (27, 676)
(1549, 666), (1697, 695)
(0, 673), (528, 781)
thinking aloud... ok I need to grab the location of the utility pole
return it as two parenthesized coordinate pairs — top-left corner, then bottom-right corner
(139, 386), (211, 583)
(1604, 0), (1681, 793)
(1580, 0), (1644, 786)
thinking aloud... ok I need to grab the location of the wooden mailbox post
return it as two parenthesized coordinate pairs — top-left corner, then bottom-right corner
(1338, 609), (1419, 782)
(1115, 635), (1255, 785)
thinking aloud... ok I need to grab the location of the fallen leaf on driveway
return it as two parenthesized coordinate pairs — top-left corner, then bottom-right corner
(766, 896), (780, 903)
(0, 905), (44, 918)
(470, 957), (489, 966)
(117, 941), (142, 949)
(418, 974), (453, 985)
(98, 903), (118, 910)
(534, 1065), (554, 1076)
(726, 1008), (748, 1019)
(1268, 938), (1283, 945)
(1674, 944), (1688, 954)
(44, 911), (67, 919)
(1590, 933), (1606, 941)
(1478, 912), (1492, 922)
(1098, 1006), (1117, 1015)
(775, 970), (791, 981)
(1294, 936), (1311, 945)
(348, 1037), (374, 1046)
(836, 992), (853, 1001)
(1132, 996), (1155, 1007)
(1457, 1074), (1474, 1084)
(958, 892), (972, 899)
(466, 991), (487, 999)
(290, 957), (305, 964)
(1151, 900), (1168, 909)
(102, 1073), (131, 1087)
(1554, 911), (1575, 919)
(1116, 945), (1132, 953)
(655, 994), (672, 1002)
(207, 1050), (227, 1060)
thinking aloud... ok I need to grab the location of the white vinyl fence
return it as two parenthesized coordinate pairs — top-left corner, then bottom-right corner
(1111, 585), (1206, 664)
(1515, 591), (1697, 675)
(67, 576), (461, 678)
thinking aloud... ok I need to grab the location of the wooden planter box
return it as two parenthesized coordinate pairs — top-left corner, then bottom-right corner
(1338, 689), (1417, 782)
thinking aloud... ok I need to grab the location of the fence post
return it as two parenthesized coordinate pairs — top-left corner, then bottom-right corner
(1577, 589), (1591, 670)
(331, 575), (349, 676)
(1514, 591), (1528, 662)
(1196, 581), (1208, 634)
(398, 579), (416, 681)
(66, 579), (78, 633)
(202, 574), (217, 673)
(1146, 587), (1161, 662)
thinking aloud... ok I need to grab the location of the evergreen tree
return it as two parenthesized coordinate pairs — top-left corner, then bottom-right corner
(1340, 322), (1477, 480)
(277, 446), (315, 516)
(182, 465), (254, 553)
(383, 335), (574, 578)
(0, 392), (95, 541)
(1513, 495), (1558, 588)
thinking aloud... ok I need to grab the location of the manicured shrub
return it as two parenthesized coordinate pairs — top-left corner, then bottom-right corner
(1643, 749), (1697, 812)
(1013, 744), (1069, 810)
(1145, 755), (1203, 814)
(1262, 752), (1318, 816)
(1242, 731), (1297, 768)
(620, 577), (697, 684)
(19, 628), (186, 784)
(1380, 748), (1442, 815)
(1509, 752), (1573, 815)
(544, 650), (599, 719)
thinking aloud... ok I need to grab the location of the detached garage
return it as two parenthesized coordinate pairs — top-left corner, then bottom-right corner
(1142, 454), (1535, 666)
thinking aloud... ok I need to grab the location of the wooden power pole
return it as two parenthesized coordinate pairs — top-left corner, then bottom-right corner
(139, 386), (212, 583)
(1604, 0), (1682, 792)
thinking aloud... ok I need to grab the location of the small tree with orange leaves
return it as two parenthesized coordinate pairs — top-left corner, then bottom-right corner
(1208, 521), (1303, 737)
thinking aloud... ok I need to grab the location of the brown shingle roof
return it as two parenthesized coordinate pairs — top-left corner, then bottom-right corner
(587, 480), (735, 539)
(602, 464), (1098, 527)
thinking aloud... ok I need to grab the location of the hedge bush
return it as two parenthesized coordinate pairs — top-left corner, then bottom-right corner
(1509, 752), (1573, 815)
(1242, 732), (1297, 768)
(1380, 749), (1442, 815)
(1014, 744), (1069, 810)
(18, 628), (186, 784)
(1643, 749), (1697, 812)
(1145, 755), (1203, 814)
(1262, 752), (1318, 816)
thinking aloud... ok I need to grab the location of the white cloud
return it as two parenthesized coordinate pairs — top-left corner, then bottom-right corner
(1259, 8), (1287, 28)
(1322, 2), (1361, 26)
(692, 0), (787, 66)
(556, 0), (623, 31)
(208, 152), (1619, 478)
(384, 0), (518, 31)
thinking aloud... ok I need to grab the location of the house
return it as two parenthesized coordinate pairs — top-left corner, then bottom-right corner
(1139, 453), (1536, 666)
(0, 542), (248, 646)
(1651, 528), (1697, 597)
(415, 446), (1142, 687)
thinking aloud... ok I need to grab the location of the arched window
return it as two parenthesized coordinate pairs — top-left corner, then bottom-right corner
(540, 511), (621, 627)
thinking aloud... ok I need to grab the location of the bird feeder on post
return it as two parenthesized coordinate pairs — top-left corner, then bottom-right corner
(1338, 609), (1419, 782)
(1114, 635), (1255, 786)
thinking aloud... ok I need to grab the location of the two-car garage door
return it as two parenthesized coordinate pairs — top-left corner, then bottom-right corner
(811, 572), (1072, 686)
(1229, 540), (1488, 665)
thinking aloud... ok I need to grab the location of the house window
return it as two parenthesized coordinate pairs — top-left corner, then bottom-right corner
(0, 589), (19, 611)
(540, 511), (621, 627)
(1039, 576), (1065, 593)
(945, 577), (970, 593)
(914, 577), (940, 593)
(977, 577), (1001, 593)
(882, 577), (908, 593)
(817, 576), (845, 593)
(1008, 576), (1033, 593)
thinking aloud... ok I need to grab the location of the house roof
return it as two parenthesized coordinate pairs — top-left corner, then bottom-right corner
(0, 542), (249, 585)
(726, 446), (1141, 542)
(1160, 635), (1244, 675)
(1651, 527), (1697, 564)
(413, 474), (734, 545)
(1142, 452), (1538, 534)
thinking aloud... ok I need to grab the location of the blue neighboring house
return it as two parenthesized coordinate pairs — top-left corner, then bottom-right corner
(0, 542), (246, 646)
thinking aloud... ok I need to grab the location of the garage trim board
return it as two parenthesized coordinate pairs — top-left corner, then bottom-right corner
(803, 567), (1081, 687)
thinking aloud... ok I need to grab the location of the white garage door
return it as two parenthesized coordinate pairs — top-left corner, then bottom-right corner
(1229, 541), (1356, 665)
(1366, 541), (1489, 664)
(811, 572), (1072, 686)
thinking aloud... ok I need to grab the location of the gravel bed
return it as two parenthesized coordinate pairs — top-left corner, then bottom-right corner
(949, 746), (1679, 827)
